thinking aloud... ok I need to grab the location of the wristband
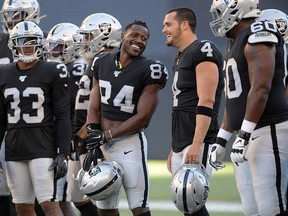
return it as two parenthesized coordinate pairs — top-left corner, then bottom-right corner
(196, 106), (213, 117)
(104, 130), (113, 141)
(237, 130), (251, 141)
(217, 128), (232, 140)
(108, 130), (113, 140)
(215, 128), (232, 147)
(215, 137), (228, 147)
(240, 119), (256, 133)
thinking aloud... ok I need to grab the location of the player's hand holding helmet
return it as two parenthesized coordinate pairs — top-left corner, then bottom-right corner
(230, 130), (250, 165)
(82, 147), (104, 171)
(171, 163), (210, 214)
(77, 160), (124, 201)
(49, 154), (69, 180)
(85, 123), (111, 150)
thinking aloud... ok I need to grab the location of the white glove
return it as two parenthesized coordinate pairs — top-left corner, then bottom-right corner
(230, 130), (250, 165)
(209, 144), (226, 171)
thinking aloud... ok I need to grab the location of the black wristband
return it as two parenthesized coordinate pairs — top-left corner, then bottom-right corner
(237, 130), (251, 141)
(86, 123), (101, 131)
(215, 137), (228, 147)
(196, 106), (213, 117)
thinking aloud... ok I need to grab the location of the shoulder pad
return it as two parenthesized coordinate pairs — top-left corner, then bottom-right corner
(248, 31), (278, 44)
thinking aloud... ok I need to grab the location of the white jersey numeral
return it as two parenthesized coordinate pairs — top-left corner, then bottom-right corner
(224, 58), (242, 99)
(75, 75), (91, 110)
(201, 42), (213, 57)
(172, 71), (180, 107)
(4, 87), (44, 124)
(99, 80), (135, 114)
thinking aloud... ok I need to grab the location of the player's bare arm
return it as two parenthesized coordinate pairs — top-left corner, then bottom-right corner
(86, 77), (101, 126)
(244, 42), (276, 123)
(185, 61), (219, 163)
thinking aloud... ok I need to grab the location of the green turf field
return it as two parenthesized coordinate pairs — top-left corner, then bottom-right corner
(119, 160), (244, 216)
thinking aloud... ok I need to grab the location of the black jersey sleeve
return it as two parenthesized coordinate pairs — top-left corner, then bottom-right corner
(143, 59), (168, 89)
(193, 40), (223, 68)
(247, 21), (281, 45)
(51, 63), (72, 155)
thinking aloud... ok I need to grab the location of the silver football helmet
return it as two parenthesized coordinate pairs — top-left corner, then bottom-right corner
(8, 21), (44, 63)
(44, 22), (83, 64)
(0, 0), (43, 33)
(210, 0), (261, 37)
(78, 13), (122, 59)
(171, 163), (210, 214)
(77, 161), (124, 201)
(259, 9), (288, 44)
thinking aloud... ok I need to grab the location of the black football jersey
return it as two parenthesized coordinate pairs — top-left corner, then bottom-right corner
(73, 56), (96, 132)
(0, 60), (71, 161)
(91, 51), (168, 121)
(224, 21), (288, 130)
(66, 60), (87, 134)
(0, 32), (13, 64)
(171, 40), (224, 151)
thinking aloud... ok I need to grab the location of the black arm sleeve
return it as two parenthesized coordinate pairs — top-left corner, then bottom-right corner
(52, 68), (72, 155)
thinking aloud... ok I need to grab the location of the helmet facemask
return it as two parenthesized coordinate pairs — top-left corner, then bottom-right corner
(1, 0), (41, 33)
(8, 21), (44, 63)
(44, 23), (83, 64)
(209, 0), (261, 37)
(12, 36), (43, 63)
(78, 13), (122, 59)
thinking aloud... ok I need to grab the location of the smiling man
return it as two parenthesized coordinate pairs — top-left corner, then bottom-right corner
(163, 7), (224, 216)
(83, 20), (168, 216)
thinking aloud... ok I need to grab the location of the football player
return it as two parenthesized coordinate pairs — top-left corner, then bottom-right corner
(44, 22), (84, 216)
(0, 0), (45, 215)
(0, 21), (71, 216)
(163, 7), (224, 216)
(84, 20), (168, 216)
(209, 0), (288, 215)
(67, 13), (122, 216)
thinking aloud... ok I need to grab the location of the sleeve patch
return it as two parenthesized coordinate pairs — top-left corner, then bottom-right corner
(248, 31), (278, 44)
